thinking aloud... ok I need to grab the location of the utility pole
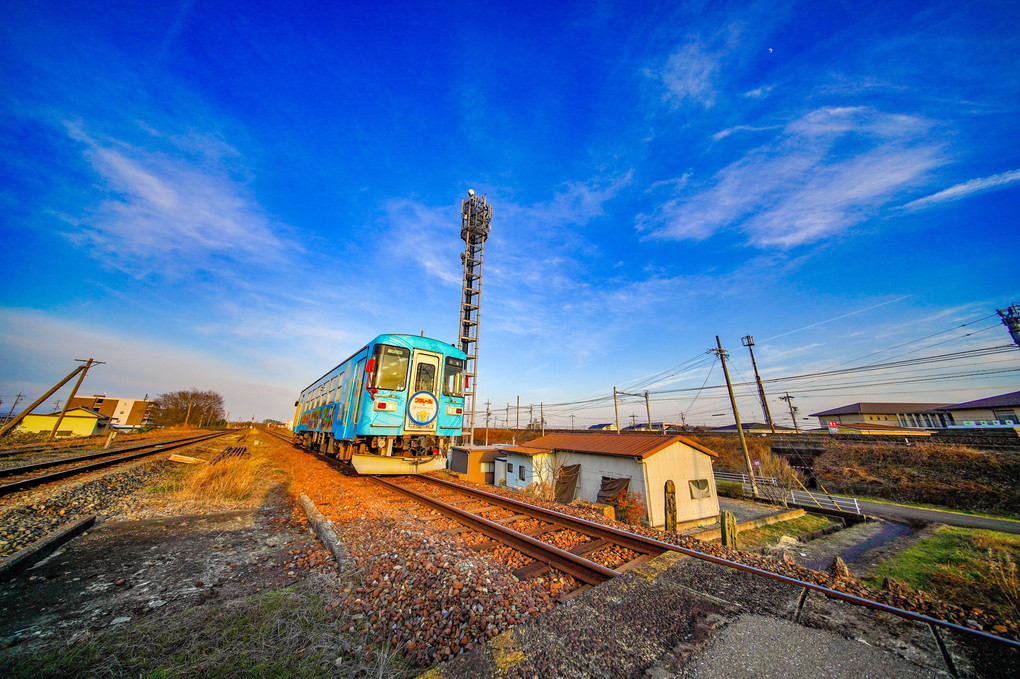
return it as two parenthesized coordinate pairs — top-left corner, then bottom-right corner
(506, 403), (510, 433)
(6, 393), (24, 418)
(529, 403), (534, 429)
(644, 391), (652, 431)
(48, 358), (104, 441)
(780, 392), (800, 433)
(998, 303), (1020, 348)
(516, 396), (520, 431)
(629, 413), (637, 428)
(184, 403), (193, 426)
(570, 414), (575, 430)
(540, 402), (545, 436)
(613, 386), (621, 434)
(712, 337), (759, 498)
(742, 335), (775, 433)
(0, 364), (89, 437)
(484, 401), (491, 445)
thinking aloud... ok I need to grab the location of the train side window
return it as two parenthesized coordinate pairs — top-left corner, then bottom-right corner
(415, 363), (436, 393)
(443, 357), (464, 397)
(372, 345), (410, 391)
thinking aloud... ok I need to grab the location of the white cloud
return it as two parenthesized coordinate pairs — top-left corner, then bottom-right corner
(898, 168), (1020, 211)
(742, 85), (774, 99)
(62, 122), (294, 278)
(382, 198), (464, 285)
(712, 124), (781, 141)
(657, 40), (723, 108)
(638, 107), (942, 247)
(0, 308), (297, 421)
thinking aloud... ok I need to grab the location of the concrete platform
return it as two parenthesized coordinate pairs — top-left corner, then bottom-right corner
(422, 550), (1014, 678)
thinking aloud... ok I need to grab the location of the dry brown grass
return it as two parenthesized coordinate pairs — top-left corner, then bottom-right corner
(815, 441), (1020, 515)
(172, 434), (277, 504)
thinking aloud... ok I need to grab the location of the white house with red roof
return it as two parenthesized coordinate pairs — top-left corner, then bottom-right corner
(498, 433), (720, 530)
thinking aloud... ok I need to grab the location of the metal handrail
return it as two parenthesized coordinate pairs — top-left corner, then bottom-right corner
(715, 472), (861, 515)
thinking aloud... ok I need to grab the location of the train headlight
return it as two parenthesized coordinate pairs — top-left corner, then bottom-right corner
(446, 406), (463, 415)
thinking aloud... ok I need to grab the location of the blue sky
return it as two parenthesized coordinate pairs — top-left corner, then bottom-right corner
(2, 0), (1018, 427)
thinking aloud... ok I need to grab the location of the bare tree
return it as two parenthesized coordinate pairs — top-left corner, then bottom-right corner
(153, 388), (225, 427)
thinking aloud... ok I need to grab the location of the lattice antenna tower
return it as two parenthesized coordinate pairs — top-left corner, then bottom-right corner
(458, 189), (492, 445)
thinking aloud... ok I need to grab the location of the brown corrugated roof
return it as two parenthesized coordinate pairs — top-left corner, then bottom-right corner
(502, 433), (717, 459)
(809, 402), (951, 417)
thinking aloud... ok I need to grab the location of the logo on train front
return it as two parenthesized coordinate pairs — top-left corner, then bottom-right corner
(407, 391), (438, 425)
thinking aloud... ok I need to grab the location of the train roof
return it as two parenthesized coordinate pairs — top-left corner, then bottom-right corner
(300, 334), (466, 392)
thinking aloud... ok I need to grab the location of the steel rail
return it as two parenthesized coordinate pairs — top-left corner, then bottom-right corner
(416, 475), (666, 556)
(0, 432), (227, 478)
(369, 476), (619, 586)
(416, 475), (1020, 650)
(0, 431), (231, 497)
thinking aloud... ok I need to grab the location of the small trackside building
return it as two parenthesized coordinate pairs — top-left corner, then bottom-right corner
(17, 407), (110, 438)
(448, 446), (501, 484)
(500, 433), (720, 530)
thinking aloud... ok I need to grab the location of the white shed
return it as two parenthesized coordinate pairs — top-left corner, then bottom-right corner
(500, 433), (720, 529)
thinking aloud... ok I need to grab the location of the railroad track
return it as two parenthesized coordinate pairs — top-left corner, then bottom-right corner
(270, 426), (1020, 651)
(0, 431), (232, 497)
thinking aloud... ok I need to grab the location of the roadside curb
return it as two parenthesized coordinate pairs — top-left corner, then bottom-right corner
(0, 515), (97, 581)
(695, 508), (806, 543)
(297, 493), (355, 573)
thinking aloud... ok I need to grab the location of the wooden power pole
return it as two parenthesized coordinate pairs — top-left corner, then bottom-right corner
(713, 336), (759, 498)
(0, 363), (88, 438)
(48, 358), (103, 441)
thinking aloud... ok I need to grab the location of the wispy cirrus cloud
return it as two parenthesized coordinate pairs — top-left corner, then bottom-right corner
(712, 124), (781, 141)
(62, 122), (293, 278)
(638, 107), (943, 247)
(381, 198), (463, 285)
(656, 40), (724, 108)
(898, 168), (1020, 211)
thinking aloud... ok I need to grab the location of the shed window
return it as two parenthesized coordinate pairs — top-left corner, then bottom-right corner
(507, 463), (514, 474)
(689, 479), (711, 499)
(518, 465), (525, 481)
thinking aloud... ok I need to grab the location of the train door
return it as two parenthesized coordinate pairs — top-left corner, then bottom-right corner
(404, 350), (442, 433)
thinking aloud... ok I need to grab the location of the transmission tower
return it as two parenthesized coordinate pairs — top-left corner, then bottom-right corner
(458, 189), (492, 445)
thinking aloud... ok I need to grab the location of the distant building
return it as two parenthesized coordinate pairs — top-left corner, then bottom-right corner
(18, 407), (110, 438)
(68, 394), (154, 429)
(588, 423), (618, 431)
(708, 422), (798, 434)
(935, 391), (1020, 427)
(811, 393), (1020, 430)
(809, 402), (952, 430)
(498, 433), (720, 530)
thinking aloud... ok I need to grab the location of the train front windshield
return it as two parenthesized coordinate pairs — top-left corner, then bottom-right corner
(373, 344), (410, 390)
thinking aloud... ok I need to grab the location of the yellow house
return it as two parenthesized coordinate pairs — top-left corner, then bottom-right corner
(18, 407), (110, 438)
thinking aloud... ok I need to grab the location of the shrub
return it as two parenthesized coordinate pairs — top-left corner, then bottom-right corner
(612, 491), (647, 525)
(716, 480), (745, 499)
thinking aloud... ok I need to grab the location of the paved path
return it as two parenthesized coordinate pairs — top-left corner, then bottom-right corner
(857, 500), (1020, 534)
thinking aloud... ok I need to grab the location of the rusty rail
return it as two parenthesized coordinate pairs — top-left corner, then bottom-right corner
(0, 431), (231, 497)
(416, 475), (1020, 650)
(369, 475), (619, 586)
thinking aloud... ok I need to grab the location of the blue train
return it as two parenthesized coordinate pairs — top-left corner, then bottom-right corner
(293, 334), (466, 474)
